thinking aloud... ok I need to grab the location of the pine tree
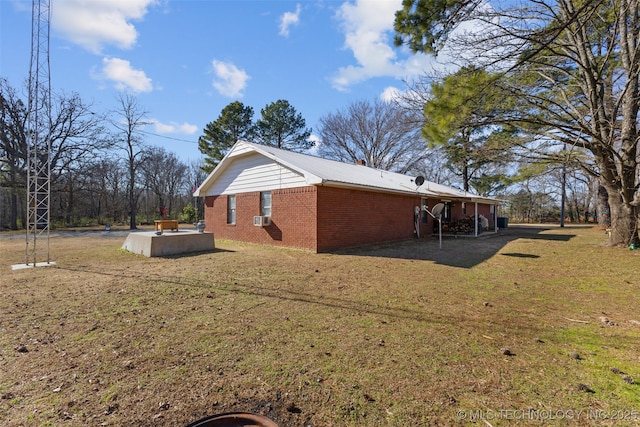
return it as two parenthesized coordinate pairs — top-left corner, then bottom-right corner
(254, 100), (313, 152)
(198, 101), (254, 173)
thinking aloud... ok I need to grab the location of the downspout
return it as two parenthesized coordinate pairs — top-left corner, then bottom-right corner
(474, 202), (479, 236)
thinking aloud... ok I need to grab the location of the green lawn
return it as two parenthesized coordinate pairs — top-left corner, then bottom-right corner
(1, 225), (639, 426)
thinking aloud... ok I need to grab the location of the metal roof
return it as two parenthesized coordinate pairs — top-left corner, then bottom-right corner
(195, 140), (499, 204)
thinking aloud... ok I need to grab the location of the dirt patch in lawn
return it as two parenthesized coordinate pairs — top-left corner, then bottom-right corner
(1, 225), (639, 426)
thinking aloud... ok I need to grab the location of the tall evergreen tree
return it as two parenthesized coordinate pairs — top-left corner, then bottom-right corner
(394, 0), (640, 246)
(254, 100), (313, 152)
(422, 66), (514, 193)
(198, 101), (254, 173)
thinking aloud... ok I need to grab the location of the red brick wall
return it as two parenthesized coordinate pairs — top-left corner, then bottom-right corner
(316, 186), (427, 252)
(204, 187), (318, 251)
(204, 185), (493, 252)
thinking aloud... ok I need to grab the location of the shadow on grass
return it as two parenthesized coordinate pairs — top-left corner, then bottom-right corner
(47, 226), (583, 330)
(53, 263), (518, 331)
(333, 225), (580, 268)
(157, 247), (235, 258)
(502, 253), (540, 258)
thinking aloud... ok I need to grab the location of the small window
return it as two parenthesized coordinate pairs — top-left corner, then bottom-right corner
(462, 202), (467, 215)
(261, 191), (272, 217)
(227, 194), (236, 224)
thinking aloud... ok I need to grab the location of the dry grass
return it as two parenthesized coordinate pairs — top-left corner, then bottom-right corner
(1, 225), (639, 426)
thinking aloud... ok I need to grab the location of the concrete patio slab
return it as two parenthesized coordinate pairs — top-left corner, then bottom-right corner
(121, 230), (215, 257)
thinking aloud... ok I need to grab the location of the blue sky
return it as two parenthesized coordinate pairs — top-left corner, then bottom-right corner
(1, 0), (450, 164)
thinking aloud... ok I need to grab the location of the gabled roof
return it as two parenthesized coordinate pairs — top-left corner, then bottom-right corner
(194, 140), (498, 204)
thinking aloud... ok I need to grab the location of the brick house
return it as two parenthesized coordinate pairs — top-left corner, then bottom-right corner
(194, 140), (500, 252)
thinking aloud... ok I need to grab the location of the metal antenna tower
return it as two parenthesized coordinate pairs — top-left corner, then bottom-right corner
(25, 0), (52, 266)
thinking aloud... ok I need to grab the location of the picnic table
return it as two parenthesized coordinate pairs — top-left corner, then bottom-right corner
(154, 220), (179, 232)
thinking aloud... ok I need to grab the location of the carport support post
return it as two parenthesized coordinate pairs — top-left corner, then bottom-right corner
(474, 202), (479, 236)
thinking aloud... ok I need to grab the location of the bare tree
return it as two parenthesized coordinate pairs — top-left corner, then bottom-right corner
(185, 160), (209, 221)
(1, 79), (107, 229)
(414, 145), (459, 186)
(96, 158), (129, 225)
(394, 0), (640, 246)
(0, 79), (27, 229)
(317, 98), (426, 173)
(140, 147), (187, 219)
(110, 93), (149, 230)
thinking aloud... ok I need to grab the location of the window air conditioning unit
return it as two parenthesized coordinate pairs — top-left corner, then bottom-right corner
(253, 215), (271, 226)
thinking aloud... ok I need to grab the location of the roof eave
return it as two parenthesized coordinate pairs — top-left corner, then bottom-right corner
(319, 180), (439, 197)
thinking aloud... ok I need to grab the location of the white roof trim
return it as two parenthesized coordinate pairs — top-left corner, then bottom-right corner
(194, 140), (499, 204)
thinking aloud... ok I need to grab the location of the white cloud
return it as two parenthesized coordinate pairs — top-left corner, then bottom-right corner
(211, 60), (250, 98)
(331, 0), (453, 91)
(94, 57), (153, 93)
(52, 0), (157, 54)
(331, 0), (501, 92)
(380, 86), (401, 102)
(151, 119), (198, 135)
(331, 0), (403, 90)
(279, 3), (301, 37)
(307, 134), (321, 154)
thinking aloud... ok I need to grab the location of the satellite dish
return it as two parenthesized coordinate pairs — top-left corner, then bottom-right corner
(431, 202), (445, 218)
(414, 176), (425, 186)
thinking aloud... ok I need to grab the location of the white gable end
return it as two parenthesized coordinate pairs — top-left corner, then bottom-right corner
(205, 152), (308, 195)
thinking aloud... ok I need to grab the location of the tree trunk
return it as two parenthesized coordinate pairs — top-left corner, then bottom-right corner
(584, 179), (595, 223)
(596, 185), (610, 228)
(129, 183), (136, 230)
(462, 162), (469, 192)
(129, 189), (137, 229)
(128, 159), (137, 230)
(156, 193), (165, 219)
(605, 184), (639, 246)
